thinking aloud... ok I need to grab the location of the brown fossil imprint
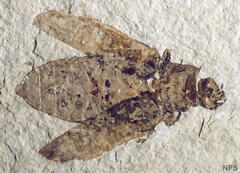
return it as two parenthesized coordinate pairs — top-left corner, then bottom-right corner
(15, 11), (226, 162)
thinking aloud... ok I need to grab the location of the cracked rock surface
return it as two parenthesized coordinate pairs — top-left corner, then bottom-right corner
(0, 0), (239, 173)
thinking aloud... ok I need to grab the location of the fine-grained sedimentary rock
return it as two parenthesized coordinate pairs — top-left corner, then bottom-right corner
(16, 10), (226, 162)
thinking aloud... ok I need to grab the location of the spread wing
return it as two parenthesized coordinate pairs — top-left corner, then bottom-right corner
(39, 122), (150, 162)
(39, 95), (162, 162)
(16, 11), (162, 122)
(15, 56), (150, 122)
(33, 10), (159, 63)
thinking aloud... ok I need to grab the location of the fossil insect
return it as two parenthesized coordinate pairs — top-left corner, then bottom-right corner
(15, 10), (226, 162)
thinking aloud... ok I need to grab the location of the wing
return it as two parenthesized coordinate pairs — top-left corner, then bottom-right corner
(39, 95), (163, 162)
(16, 11), (162, 121)
(15, 56), (150, 122)
(33, 10), (159, 64)
(39, 122), (150, 162)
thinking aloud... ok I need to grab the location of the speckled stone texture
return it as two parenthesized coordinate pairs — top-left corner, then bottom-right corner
(0, 0), (239, 173)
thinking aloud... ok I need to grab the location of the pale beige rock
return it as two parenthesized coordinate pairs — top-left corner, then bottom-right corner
(0, 1), (239, 172)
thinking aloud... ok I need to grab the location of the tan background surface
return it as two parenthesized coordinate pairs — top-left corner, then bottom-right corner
(0, 0), (239, 172)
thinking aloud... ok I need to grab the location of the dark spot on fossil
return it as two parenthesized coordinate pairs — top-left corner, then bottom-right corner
(137, 60), (156, 78)
(61, 99), (68, 107)
(58, 70), (67, 79)
(86, 53), (103, 59)
(46, 85), (54, 94)
(65, 91), (73, 101)
(66, 131), (71, 136)
(96, 54), (104, 59)
(105, 79), (111, 88)
(178, 107), (187, 112)
(200, 78), (208, 87)
(90, 89), (99, 96)
(97, 56), (105, 68)
(145, 60), (155, 69)
(166, 86), (170, 92)
(132, 96), (140, 101)
(87, 104), (92, 111)
(149, 92), (158, 105)
(140, 91), (151, 97)
(107, 96), (141, 120)
(75, 101), (83, 109)
(96, 116), (107, 125)
(207, 87), (213, 94)
(47, 88), (54, 94)
(67, 91), (72, 97)
(125, 56), (137, 61)
(121, 67), (136, 75)
(105, 93), (110, 102)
